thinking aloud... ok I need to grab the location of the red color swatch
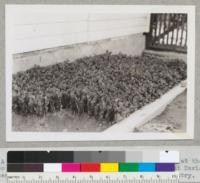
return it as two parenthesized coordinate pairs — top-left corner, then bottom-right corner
(81, 163), (100, 172)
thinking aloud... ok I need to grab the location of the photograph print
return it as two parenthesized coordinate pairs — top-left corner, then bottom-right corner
(6, 5), (195, 141)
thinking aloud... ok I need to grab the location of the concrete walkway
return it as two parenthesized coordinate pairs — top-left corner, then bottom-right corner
(134, 91), (186, 133)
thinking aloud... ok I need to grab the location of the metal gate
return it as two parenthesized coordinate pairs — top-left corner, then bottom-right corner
(145, 13), (187, 53)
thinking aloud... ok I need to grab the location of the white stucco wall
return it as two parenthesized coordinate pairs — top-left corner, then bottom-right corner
(6, 5), (149, 54)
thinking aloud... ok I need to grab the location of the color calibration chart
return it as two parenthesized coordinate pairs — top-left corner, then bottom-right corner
(2, 150), (179, 182)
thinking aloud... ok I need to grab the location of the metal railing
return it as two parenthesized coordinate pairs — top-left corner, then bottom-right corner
(145, 13), (187, 53)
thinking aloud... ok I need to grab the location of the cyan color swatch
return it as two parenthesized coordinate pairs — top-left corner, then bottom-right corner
(138, 163), (156, 172)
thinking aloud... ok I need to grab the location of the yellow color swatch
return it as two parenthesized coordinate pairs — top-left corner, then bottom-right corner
(100, 163), (119, 172)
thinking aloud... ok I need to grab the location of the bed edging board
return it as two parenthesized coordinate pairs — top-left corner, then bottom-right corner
(103, 80), (187, 133)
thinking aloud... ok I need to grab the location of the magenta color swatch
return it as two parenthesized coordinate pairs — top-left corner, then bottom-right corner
(62, 163), (80, 172)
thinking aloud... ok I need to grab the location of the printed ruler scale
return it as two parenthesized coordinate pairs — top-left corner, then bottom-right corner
(7, 173), (179, 183)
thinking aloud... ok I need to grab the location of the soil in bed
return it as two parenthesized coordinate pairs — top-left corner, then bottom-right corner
(12, 51), (187, 132)
(12, 109), (109, 132)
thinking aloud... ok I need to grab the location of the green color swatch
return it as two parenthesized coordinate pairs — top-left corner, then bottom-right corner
(119, 163), (138, 172)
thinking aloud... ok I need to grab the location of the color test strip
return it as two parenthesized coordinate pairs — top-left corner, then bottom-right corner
(74, 151), (125, 162)
(100, 163), (118, 172)
(138, 163), (156, 172)
(81, 163), (100, 172)
(43, 163), (62, 172)
(7, 163), (177, 172)
(160, 151), (179, 163)
(7, 164), (25, 172)
(119, 163), (138, 172)
(7, 163), (43, 172)
(156, 163), (176, 172)
(142, 151), (160, 162)
(23, 164), (43, 172)
(125, 151), (142, 162)
(62, 163), (80, 172)
(7, 151), (74, 163)
(7, 151), (178, 173)
(7, 151), (179, 164)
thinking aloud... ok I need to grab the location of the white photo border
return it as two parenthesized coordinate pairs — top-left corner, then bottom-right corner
(6, 5), (195, 141)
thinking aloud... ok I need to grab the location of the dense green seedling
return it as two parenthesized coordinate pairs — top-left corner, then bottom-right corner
(12, 51), (187, 123)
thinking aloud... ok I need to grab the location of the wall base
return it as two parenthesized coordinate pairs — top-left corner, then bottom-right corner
(13, 33), (145, 73)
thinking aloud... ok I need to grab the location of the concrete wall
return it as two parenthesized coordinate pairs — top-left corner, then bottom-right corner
(13, 33), (145, 73)
(143, 50), (187, 63)
(6, 5), (149, 73)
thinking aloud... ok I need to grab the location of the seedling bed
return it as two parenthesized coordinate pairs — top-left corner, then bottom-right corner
(12, 51), (186, 124)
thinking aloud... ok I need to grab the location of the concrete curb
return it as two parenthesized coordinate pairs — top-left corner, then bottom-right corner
(103, 80), (187, 133)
